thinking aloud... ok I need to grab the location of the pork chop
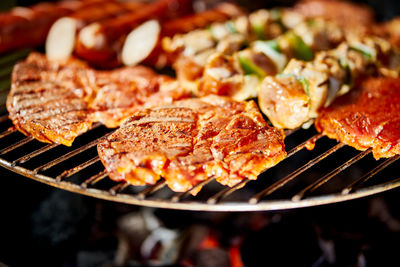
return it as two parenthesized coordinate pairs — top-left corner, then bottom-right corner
(315, 77), (400, 159)
(7, 53), (189, 145)
(98, 95), (286, 193)
(7, 53), (94, 146)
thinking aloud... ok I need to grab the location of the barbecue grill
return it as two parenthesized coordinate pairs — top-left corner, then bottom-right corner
(1, 49), (400, 212)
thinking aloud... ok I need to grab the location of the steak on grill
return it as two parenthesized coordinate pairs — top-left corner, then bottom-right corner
(7, 53), (188, 145)
(315, 77), (400, 159)
(89, 66), (187, 128)
(97, 95), (286, 193)
(7, 53), (94, 146)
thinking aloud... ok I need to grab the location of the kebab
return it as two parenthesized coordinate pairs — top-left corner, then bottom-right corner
(197, 17), (344, 101)
(162, 8), (305, 92)
(258, 35), (400, 129)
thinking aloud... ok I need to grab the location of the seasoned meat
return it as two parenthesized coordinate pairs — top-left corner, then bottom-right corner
(89, 66), (188, 128)
(7, 53), (94, 146)
(258, 36), (396, 129)
(7, 53), (189, 145)
(293, 0), (375, 28)
(97, 95), (286, 193)
(315, 77), (400, 159)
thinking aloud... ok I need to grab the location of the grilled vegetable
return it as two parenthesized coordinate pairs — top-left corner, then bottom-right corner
(283, 31), (314, 61)
(238, 53), (266, 78)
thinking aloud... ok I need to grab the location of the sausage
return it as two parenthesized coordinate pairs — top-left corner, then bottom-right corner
(46, 0), (145, 60)
(75, 0), (193, 68)
(0, 0), (101, 54)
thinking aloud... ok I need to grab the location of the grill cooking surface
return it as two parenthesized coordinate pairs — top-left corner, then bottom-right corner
(1, 51), (400, 211)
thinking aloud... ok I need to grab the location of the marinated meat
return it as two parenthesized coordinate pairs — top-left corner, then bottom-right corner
(315, 77), (400, 159)
(97, 95), (286, 193)
(7, 53), (189, 145)
(293, 0), (375, 28)
(7, 53), (93, 146)
(89, 66), (188, 128)
(258, 36), (397, 129)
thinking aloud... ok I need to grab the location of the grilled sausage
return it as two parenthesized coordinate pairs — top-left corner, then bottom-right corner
(75, 0), (193, 68)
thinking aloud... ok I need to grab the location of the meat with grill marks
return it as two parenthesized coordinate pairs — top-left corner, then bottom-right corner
(89, 66), (187, 128)
(7, 53), (94, 146)
(315, 77), (400, 159)
(97, 95), (286, 193)
(7, 53), (189, 146)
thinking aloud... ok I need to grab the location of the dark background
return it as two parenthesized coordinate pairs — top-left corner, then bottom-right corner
(1, 1), (400, 266)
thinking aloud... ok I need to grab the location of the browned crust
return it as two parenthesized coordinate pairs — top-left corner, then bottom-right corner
(315, 77), (400, 159)
(98, 95), (286, 192)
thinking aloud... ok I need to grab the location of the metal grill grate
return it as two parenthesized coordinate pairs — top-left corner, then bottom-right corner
(1, 51), (400, 211)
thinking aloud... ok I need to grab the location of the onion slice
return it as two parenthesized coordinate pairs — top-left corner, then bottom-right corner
(45, 17), (77, 60)
(122, 20), (161, 66)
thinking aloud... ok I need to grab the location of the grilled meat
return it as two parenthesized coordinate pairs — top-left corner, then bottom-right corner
(7, 53), (93, 146)
(163, 8), (301, 93)
(315, 77), (400, 159)
(293, 0), (375, 28)
(7, 53), (188, 145)
(97, 95), (286, 193)
(259, 36), (398, 129)
(89, 66), (188, 128)
(171, 15), (344, 101)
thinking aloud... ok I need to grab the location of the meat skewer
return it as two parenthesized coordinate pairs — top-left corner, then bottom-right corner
(121, 2), (244, 67)
(194, 17), (344, 101)
(162, 8), (304, 90)
(97, 95), (286, 193)
(46, 0), (145, 61)
(75, 0), (193, 68)
(0, 0), (89, 54)
(258, 35), (400, 129)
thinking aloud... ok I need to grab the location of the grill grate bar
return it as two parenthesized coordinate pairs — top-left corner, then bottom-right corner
(110, 182), (129, 195)
(12, 143), (59, 165)
(249, 142), (345, 204)
(14, 123), (102, 166)
(0, 136), (34, 155)
(171, 176), (215, 202)
(56, 156), (100, 181)
(81, 170), (108, 188)
(137, 180), (166, 199)
(286, 133), (323, 159)
(292, 148), (372, 201)
(33, 132), (107, 173)
(342, 154), (400, 194)
(207, 178), (250, 204)
(0, 127), (16, 139)
(0, 49), (400, 211)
